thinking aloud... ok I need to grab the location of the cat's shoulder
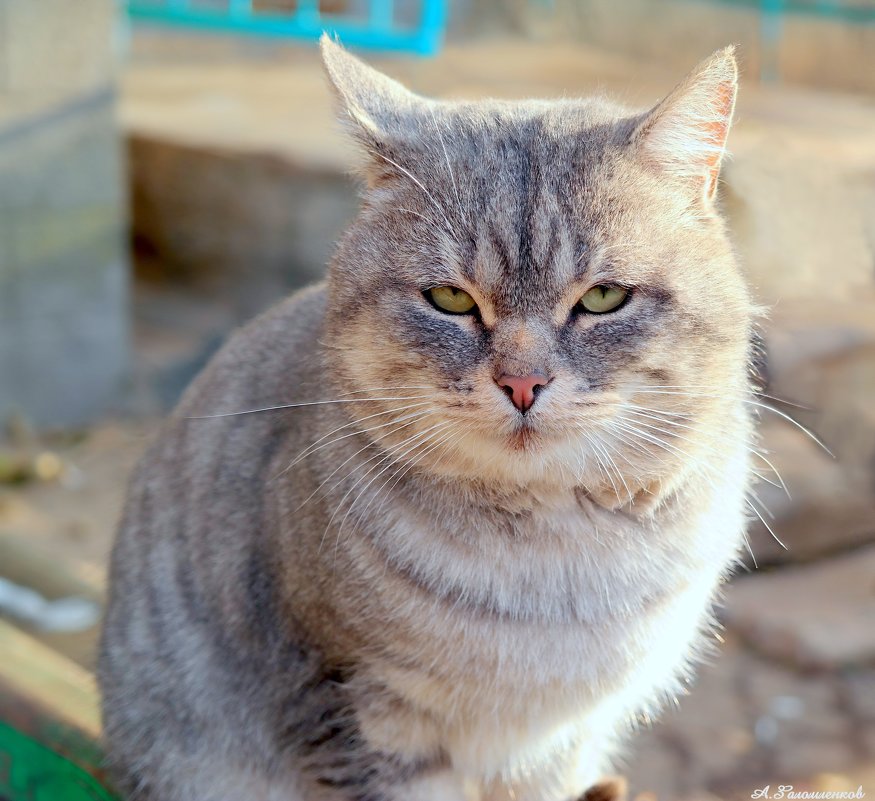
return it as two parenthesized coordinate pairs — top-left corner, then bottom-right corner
(175, 282), (328, 417)
(238, 281), (328, 356)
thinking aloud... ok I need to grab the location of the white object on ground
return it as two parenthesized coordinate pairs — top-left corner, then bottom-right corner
(0, 576), (100, 632)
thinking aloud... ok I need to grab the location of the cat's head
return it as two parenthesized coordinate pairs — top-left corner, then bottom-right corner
(320, 37), (753, 506)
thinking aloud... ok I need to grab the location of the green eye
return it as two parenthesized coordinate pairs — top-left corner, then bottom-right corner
(577, 284), (629, 314)
(427, 286), (477, 315)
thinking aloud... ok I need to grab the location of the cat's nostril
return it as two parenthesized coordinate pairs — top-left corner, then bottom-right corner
(495, 372), (551, 414)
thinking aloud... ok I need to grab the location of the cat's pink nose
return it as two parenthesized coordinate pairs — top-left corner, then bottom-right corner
(496, 372), (551, 413)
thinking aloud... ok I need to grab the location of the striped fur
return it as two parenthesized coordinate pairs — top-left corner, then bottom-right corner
(99, 40), (753, 801)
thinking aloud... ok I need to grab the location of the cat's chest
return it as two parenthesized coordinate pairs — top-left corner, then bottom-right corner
(342, 485), (742, 781)
(362, 492), (688, 626)
(348, 491), (712, 701)
(354, 497), (723, 782)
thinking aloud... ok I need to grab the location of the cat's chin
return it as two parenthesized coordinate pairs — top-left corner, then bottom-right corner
(505, 423), (545, 452)
(433, 424), (591, 491)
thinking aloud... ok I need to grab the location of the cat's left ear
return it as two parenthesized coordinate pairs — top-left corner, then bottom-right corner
(320, 34), (423, 182)
(630, 47), (738, 203)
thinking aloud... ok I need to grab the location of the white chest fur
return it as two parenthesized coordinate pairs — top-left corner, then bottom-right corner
(348, 456), (748, 790)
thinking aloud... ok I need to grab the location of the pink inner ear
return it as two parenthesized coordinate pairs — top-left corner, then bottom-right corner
(705, 80), (736, 197)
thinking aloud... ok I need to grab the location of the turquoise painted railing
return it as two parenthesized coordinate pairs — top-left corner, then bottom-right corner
(704, 0), (875, 80)
(708, 0), (875, 24)
(126, 0), (447, 55)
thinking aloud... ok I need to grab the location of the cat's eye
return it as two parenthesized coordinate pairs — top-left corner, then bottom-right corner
(427, 286), (478, 315)
(577, 284), (629, 314)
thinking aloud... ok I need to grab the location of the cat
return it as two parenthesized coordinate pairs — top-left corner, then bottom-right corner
(99, 36), (754, 801)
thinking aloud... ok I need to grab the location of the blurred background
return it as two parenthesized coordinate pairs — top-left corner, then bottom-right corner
(0, 0), (874, 799)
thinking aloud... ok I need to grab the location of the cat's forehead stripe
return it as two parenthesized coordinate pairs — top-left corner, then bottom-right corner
(439, 118), (603, 307)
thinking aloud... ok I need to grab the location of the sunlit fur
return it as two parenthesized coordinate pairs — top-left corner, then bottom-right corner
(99, 39), (755, 801)
(322, 40), (750, 507)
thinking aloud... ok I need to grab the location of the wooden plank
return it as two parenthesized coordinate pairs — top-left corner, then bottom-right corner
(0, 619), (119, 797)
(0, 617), (100, 740)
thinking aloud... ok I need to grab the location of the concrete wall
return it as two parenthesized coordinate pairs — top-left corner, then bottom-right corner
(467, 0), (875, 95)
(0, 0), (129, 429)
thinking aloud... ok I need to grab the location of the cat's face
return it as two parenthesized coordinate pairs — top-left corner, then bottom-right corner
(321, 39), (753, 502)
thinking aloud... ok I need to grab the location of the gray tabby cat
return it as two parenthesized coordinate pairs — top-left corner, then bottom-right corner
(99, 37), (754, 801)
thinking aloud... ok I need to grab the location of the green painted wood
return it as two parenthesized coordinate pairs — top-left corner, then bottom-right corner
(0, 620), (119, 798)
(0, 721), (119, 801)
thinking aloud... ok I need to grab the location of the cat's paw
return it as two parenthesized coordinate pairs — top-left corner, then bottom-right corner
(577, 775), (628, 801)
(583, 478), (664, 516)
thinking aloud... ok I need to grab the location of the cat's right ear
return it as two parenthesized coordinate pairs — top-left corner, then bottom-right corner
(320, 35), (422, 185)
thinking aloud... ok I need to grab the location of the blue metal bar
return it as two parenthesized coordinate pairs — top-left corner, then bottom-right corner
(228, 0), (252, 17)
(295, 0), (321, 26)
(127, 3), (445, 53)
(699, 0), (875, 24)
(417, 0), (446, 53)
(760, 0), (783, 82)
(369, 0), (393, 28)
(127, 0), (446, 54)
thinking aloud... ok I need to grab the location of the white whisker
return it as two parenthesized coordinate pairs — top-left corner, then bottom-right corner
(366, 148), (456, 237)
(298, 412), (433, 516)
(328, 421), (454, 560)
(629, 388), (831, 457)
(742, 533), (759, 569)
(429, 104), (465, 222)
(745, 400), (833, 458)
(750, 450), (790, 499)
(321, 420), (452, 554)
(368, 422), (471, 527)
(277, 403), (432, 477)
(335, 385), (435, 397)
(188, 395), (431, 420)
(746, 497), (788, 551)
